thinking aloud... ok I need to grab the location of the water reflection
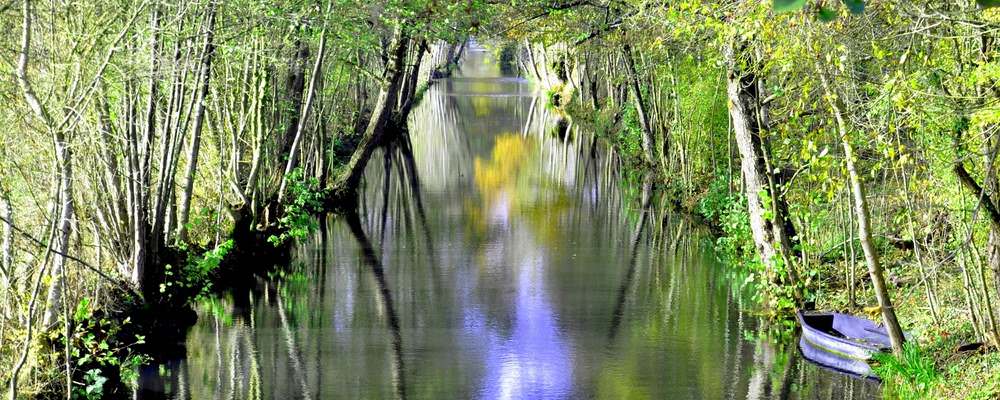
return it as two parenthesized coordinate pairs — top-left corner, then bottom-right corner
(138, 41), (880, 399)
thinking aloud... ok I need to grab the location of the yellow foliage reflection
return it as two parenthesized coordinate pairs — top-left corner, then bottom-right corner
(468, 133), (570, 245)
(474, 133), (530, 198)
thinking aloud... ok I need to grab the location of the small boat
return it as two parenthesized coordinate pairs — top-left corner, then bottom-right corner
(797, 311), (892, 378)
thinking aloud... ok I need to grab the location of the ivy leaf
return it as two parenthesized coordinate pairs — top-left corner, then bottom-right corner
(773, 0), (807, 13)
(978, 0), (1000, 8)
(842, 0), (865, 14)
(817, 7), (838, 22)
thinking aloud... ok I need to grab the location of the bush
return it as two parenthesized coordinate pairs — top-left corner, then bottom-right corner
(268, 169), (324, 246)
(159, 239), (234, 305)
(698, 177), (756, 266)
(616, 104), (644, 161)
(56, 298), (149, 399)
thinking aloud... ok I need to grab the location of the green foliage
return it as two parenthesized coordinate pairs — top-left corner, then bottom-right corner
(615, 105), (644, 162)
(843, 0), (865, 13)
(63, 298), (149, 399)
(817, 7), (838, 22)
(76, 369), (106, 400)
(773, 0), (867, 13)
(698, 178), (757, 268)
(268, 169), (324, 246)
(773, 0), (807, 13)
(978, 0), (1000, 9)
(873, 343), (940, 399)
(697, 178), (803, 313)
(159, 240), (235, 304)
(545, 84), (567, 109)
(497, 43), (519, 75)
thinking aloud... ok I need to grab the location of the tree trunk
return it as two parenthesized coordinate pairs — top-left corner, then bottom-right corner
(0, 187), (12, 285)
(276, 41), (309, 169)
(622, 43), (655, 165)
(278, 24), (328, 203)
(16, 0), (75, 330)
(661, 57), (678, 176)
(982, 131), (1000, 304)
(131, 5), (160, 292)
(331, 27), (411, 197)
(152, 42), (188, 245)
(842, 134), (907, 356)
(176, 3), (217, 244)
(978, 31), (1000, 299)
(816, 61), (906, 356)
(397, 39), (428, 122)
(724, 42), (800, 303)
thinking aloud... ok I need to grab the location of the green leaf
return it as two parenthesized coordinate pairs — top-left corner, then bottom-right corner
(74, 298), (91, 322)
(817, 7), (838, 21)
(842, 0), (865, 13)
(978, 0), (1000, 8)
(773, 0), (806, 13)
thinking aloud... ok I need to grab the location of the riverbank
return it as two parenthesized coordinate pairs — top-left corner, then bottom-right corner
(556, 91), (1000, 399)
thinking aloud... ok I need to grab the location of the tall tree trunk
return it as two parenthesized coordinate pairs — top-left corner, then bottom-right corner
(978, 31), (1000, 299)
(524, 40), (543, 83)
(276, 41), (309, 173)
(132, 5), (160, 292)
(981, 129), (1000, 304)
(622, 43), (655, 165)
(952, 127), (1000, 346)
(0, 187), (11, 286)
(816, 61), (906, 355)
(397, 39), (428, 122)
(278, 24), (328, 203)
(842, 132), (907, 356)
(43, 66), (75, 330)
(660, 57), (678, 177)
(176, 2), (217, 244)
(16, 0), (75, 330)
(332, 27), (411, 197)
(152, 42), (188, 245)
(724, 42), (800, 305)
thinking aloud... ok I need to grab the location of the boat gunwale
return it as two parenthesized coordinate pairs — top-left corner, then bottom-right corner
(797, 311), (890, 353)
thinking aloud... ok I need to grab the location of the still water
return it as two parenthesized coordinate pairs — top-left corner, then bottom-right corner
(139, 43), (879, 399)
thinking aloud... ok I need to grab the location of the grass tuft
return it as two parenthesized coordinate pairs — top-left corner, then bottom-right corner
(873, 343), (939, 399)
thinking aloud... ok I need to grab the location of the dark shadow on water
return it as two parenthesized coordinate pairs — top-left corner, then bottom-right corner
(344, 210), (408, 400)
(607, 174), (654, 344)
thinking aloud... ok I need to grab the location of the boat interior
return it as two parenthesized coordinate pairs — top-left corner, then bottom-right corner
(803, 313), (892, 349)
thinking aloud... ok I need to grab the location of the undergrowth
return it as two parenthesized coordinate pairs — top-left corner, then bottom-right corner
(268, 169), (324, 246)
(873, 343), (939, 399)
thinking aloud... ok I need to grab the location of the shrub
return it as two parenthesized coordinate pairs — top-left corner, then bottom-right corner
(159, 239), (234, 304)
(58, 298), (149, 399)
(268, 169), (324, 246)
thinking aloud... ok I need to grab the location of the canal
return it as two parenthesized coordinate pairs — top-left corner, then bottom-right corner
(139, 41), (879, 400)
